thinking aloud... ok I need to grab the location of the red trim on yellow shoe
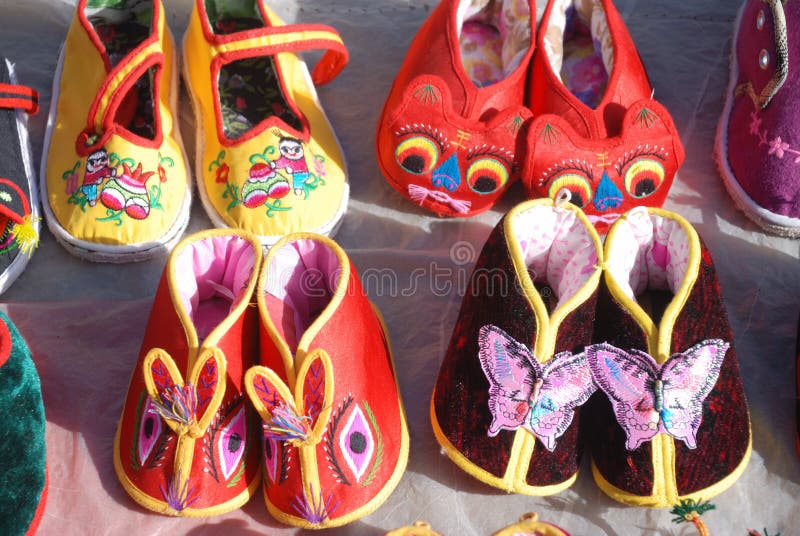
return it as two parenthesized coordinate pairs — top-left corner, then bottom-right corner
(0, 83), (39, 114)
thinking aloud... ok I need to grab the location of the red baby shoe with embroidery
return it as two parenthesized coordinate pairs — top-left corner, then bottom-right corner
(585, 207), (751, 507)
(715, 0), (800, 236)
(114, 229), (262, 516)
(431, 198), (603, 495)
(244, 234), (408, 528)
(523, 0), (685, 233)
(376, 0), (535, 217)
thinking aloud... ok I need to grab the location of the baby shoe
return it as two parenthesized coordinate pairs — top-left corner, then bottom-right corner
(114, 229), (262, 516)
(41, 0), (190, 262)
(524, 0), (685, 233)
(0, 311), (47, 536)
(585, 207), (751, 507)
(431, 198), (603, 494)
(183, 0), (350, 244)
(0, 58), (40, 294)
(492, 513), (569, 536)
(376, 0), (535, 217)
(715, 0), (800, 236)
(244, 233), (408, 528)
(385, 521), (443, 536)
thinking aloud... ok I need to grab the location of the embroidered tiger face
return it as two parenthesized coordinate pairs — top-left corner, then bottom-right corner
(524, 101), (685, 233)
(379, 76), (531, 216)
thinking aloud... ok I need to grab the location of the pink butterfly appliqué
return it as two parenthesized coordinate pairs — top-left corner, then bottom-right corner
(477, 325), (596, 451)
(586, 340), (730, 450)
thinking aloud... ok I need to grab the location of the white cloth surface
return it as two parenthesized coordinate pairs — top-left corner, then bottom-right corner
(0, 0), (799, 534)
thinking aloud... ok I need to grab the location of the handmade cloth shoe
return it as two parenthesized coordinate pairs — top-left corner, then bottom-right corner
(523, 0), (685, 233)
(0, 312), (47, 536)
(0, 58), (40, 294)
(376, 0), (535, 217)
(244, 233), (408, 528)
(715, 0), (800, 236)
(492, 513), (569, 536)
(431, 198), (603, 494)
(114, 229), (262, 516)
(585, 207), (751, 507)
(183, 0), (350, 244)
(41, 0), (190, 262)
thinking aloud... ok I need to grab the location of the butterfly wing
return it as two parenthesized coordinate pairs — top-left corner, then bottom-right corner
(477, 325), (538, 437)
(587, 344), (660, 450)
(527, 350), (596, 451)
(660, 340), (730, 449)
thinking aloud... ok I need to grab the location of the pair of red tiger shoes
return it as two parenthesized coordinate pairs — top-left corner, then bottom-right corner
(376, 0), (684, 233)
(431, 198), (751, 507)
(113, 230), (408, 528)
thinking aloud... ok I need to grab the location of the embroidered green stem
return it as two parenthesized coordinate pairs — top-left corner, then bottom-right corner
(265, 199), (291, 218)
(249, 146), (277, 165)
(539, 123), (558, 145)
(68, 192), (89, 212)
(62, 161), (81, 181)
(109, 153), (135, 169)
(361, 401), (383, 487)
(130, 393), (145, 471)
(208, 150), (226, 172)
(96, 208), (125, 226)
(671, 499), (715, 536)
(150, 183), (164, 211)
(222, 181), (241, 211)
(158, 151), (175, 168)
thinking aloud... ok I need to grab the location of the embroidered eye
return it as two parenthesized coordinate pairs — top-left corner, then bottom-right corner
(217, 408), (246, 480)
(338, 405), (376, 483)
(263, 437), (279, 484)
(466, 157), (509, 194)
(137, 396), (163, 466)
(624, 159), (664, 198)
(547, 173), (593, 208)
(395, 136), (441, 175)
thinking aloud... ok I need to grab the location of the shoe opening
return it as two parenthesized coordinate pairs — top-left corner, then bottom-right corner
(173, 235), (258, 342)
(262, 238), (342, 354)
(204, 0), (264, 34)
(605, 208), (692, 322)
(85, 0), (157, 139)
(542, 0), (613, 108)
(457, 0), (532, 87)
(511, 204), (599, 315)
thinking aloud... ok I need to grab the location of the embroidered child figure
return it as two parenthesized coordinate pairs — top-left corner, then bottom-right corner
(477, 325), (596, 451)
(586, 340), (729, 450)
(82, 148), (116, 207)
(270, 137), (310, 196)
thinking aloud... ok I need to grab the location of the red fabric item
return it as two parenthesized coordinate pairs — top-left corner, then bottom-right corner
(376, 0), (535, 217)
(115, 233), (261, 515)
(256, 238), (406, 526)
(0, 82), (39, 115)
(524, 0), (684, 233)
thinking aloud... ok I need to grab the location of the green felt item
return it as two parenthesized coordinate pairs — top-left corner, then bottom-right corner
(0, 312), (46, 536)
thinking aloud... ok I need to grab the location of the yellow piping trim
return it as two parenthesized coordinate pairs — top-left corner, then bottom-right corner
(492, 512), (569, 536)
(430, 391), (578, 496)
(92, 42), (162, 132)
(112, 423), (261, 517)
(263, 301), (410, 528)
(600, 208), (721, 507)
(211, 29), (344, 58)
(591, 434), (752, 508)
(257, 233), (351, 387)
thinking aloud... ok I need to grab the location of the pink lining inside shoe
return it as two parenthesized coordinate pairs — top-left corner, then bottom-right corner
(511, 204), (598, 311)
(174, 235), (257, 342)
(605, 208), (692, 299)
(262, 239), (341, 353)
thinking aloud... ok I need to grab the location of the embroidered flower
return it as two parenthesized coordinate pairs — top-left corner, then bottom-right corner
(157, 165), (167, 183)
(65, 171), (79, 195)
(768, 136), (790, 158)
(748, 112), (762, 135)
(215, 163), (230, 184)
(313, 157), (327, 178)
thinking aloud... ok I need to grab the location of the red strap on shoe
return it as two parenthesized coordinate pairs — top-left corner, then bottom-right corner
(0, 83), (39, 115)
(212, 24), (349, 86)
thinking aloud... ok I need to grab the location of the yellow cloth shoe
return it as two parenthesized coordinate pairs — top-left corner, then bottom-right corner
(183, 0), (349, 244)
(41, 0), (190, 262)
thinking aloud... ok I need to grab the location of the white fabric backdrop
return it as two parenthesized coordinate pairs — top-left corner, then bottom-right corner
(0, 0), (799, 534)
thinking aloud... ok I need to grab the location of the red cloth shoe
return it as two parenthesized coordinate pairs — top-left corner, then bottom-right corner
(114, 229), (262, 516)
(586, 207), (751, 507)
(376, 0), (535, 217)
(431, 198), (603, 495)
(245, 234), (408, 528)
(523, 0), (684, 233)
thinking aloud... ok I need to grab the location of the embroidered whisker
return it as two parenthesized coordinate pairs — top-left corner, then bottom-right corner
(160, 471), (199, 512)
(290, 485), (340, 524)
